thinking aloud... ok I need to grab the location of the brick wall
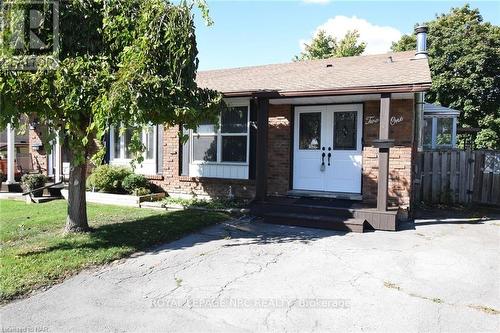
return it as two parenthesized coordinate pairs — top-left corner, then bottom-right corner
(28, 126), (48, 174)
(362, 99), (414, 207)
(267, 104), (292, 195)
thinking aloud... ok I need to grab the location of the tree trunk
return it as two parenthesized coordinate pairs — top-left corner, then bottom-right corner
(65, 162), (90, 233)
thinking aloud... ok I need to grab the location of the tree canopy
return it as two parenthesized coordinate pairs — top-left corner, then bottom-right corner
(391, 5), (500, 149)
(294, 29), (366, 61)
(0, 0), (222, 231)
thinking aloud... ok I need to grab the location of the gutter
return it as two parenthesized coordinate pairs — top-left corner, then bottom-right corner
(220, 83), (432, 98)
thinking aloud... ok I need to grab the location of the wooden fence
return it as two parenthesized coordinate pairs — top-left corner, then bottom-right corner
(413, 149), (500, 206)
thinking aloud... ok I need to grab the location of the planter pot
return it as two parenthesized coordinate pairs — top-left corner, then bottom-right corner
(48, 187), (62, 197)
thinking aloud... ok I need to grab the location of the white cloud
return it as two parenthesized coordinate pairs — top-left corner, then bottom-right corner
(302, 0), (331, 4)
(302, 16), (403, 55)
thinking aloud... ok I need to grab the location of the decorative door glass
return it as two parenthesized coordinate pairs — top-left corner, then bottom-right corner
(299, 112), (321, 150)
(333, 111), (357, 150)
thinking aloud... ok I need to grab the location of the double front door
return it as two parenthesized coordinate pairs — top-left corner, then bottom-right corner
(293, 104), (362, 193)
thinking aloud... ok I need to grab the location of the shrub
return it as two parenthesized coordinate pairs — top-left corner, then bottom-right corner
(122, 173), (150, 194)
(86, 165), (132, 193)
(21, 174), (47, 196)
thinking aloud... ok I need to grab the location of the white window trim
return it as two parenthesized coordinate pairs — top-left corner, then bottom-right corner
(109, 125), (158, 174)
(423, 115), (457, 149)
(189, 99), (250, 167)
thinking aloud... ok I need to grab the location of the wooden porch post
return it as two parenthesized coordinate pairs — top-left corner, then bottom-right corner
(373, 93), (394, 211)
(254, 97), (269, 201)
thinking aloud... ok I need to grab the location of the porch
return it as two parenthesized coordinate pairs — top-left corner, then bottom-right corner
(249, 91), (419, 232)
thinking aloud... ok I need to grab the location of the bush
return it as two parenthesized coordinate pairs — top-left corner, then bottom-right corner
(21, 174), (47, 196)
(122, 173), (150, 194)
(86, 165), (132, 193)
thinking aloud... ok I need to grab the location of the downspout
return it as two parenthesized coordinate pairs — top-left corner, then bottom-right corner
(414, 25), (428, 151)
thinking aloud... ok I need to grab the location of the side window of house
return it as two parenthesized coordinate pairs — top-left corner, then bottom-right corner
(189, 102), (250, 179)
(423, 116), (456, 149)
(423, 118), (433, 149)
(436, 118), (453, 146)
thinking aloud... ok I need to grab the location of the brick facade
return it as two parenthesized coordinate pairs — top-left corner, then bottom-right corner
(157, 99), (415, 208)
(267, 104), (292, 195)
(26, 98), (414, 208)
(29, 125), (49, 174)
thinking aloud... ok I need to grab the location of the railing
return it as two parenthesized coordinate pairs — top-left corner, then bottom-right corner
(22, 181), (64, 203)
(413, 149), (500, 206)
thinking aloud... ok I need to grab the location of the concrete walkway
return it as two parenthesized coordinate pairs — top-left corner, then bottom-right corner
(1, 216), (499, 332)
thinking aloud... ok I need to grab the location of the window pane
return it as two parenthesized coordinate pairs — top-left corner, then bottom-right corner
(193, 135), (217, 162)
(124, 128), (133, 158)
(145, 126), (154, 159)
(333, 111), (357, 150)
(436, 118), (452, 146)
(299, 112), (321, 150)
(423, 118), (433, 148)
(222, 106), (248, 133)
(114, 128), (121, 159)
(222, 136), (247, 162)
(196, 122), (216, 134)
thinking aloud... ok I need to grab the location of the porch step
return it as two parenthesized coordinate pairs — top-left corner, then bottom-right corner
(250, 197), (398, 231)
(263, 212), (366, 233)
(252, 199), (358, 218)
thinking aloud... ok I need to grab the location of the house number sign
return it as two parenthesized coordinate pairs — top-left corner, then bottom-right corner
(365, 115), (404, 126)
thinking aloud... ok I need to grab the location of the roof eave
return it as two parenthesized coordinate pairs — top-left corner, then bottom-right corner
(220, 83), (432, 98)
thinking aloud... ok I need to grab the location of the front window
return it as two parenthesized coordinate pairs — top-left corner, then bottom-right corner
(188, 101), (250, 179)
(191, 105), (249, 164)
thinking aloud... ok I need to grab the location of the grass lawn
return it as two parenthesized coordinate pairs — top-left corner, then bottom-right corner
(0, 199), (228, 302)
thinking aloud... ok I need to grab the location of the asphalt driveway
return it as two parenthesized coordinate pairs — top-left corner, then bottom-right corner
(1, 214), (499, 332)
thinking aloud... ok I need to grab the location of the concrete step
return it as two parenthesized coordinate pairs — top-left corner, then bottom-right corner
(263, 212), (366, 233)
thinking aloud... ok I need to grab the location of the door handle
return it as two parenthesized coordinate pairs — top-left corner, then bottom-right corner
(321, 152), (326, 165)
(327, 152), (331, 166)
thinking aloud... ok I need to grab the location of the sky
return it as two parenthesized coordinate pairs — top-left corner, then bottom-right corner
(194, 0), (500, 70)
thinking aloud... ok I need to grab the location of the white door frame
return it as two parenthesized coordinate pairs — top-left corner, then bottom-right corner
(292, 104), (363, 194)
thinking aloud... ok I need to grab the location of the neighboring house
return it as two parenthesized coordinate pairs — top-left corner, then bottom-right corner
(8, 26), (432, 232)
(423, 103), (459, 149)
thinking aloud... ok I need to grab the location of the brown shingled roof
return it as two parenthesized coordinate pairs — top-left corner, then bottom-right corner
(196, 51), (431, 96)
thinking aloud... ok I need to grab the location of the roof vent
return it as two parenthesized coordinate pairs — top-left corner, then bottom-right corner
(326, 64), (333, 68)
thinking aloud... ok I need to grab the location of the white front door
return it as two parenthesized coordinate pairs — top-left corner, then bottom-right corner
(293, 104), (362, 194)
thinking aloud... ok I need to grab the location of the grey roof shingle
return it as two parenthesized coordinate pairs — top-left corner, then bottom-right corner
(196, 51), (431, 95)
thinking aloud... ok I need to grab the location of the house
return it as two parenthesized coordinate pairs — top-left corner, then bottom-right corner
(3, 26), (432, 232)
